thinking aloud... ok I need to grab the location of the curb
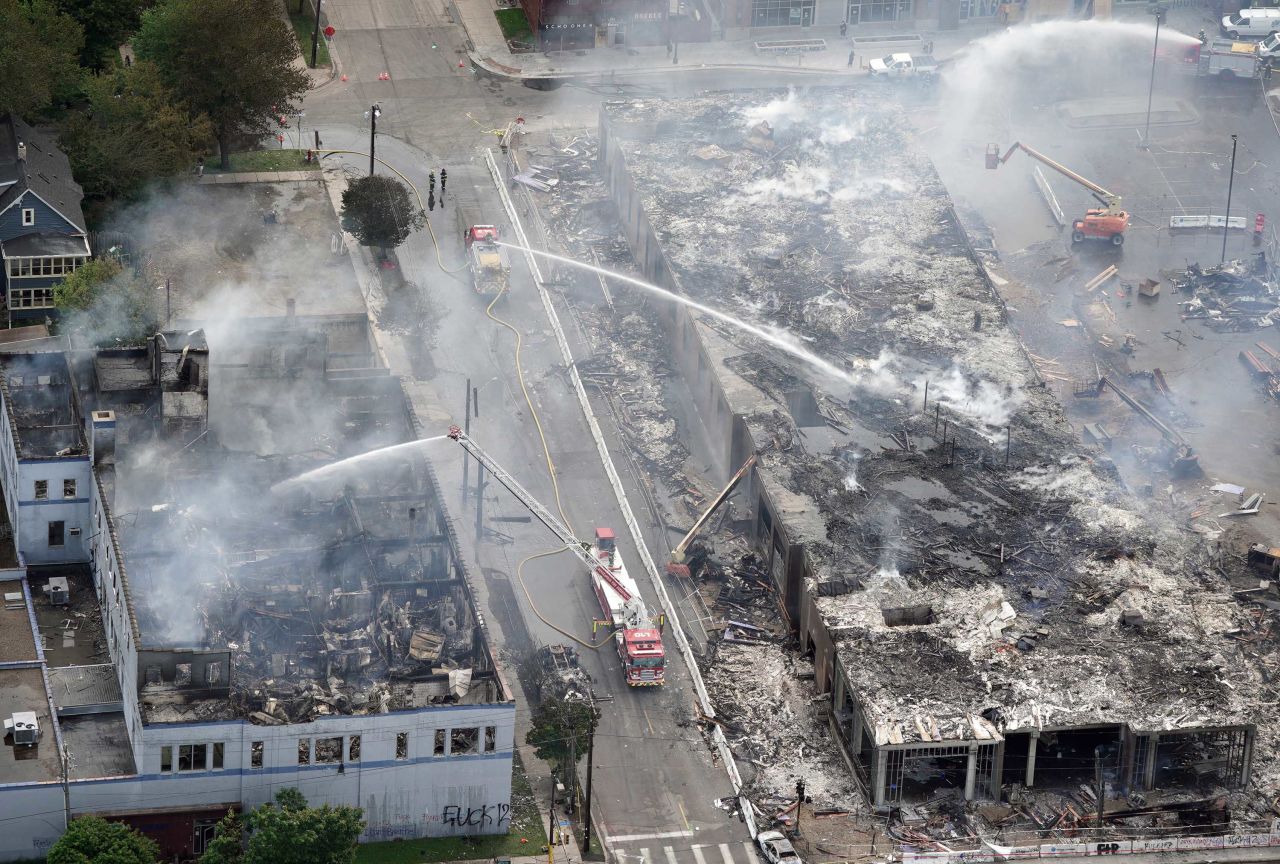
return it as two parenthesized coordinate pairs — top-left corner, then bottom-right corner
(468, 49), (867, 81)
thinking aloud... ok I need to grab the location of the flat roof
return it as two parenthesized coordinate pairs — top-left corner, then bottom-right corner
(604, 91), (1255, 744)
(61, 713), (135, 780)
(0, 667), (59, 784)
(33, 567), (108, 668)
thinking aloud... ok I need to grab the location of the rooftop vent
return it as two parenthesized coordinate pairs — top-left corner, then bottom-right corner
(4, 711), (39, 745)
(16, 142), (26, 162)
(45, 577), (69, 605)
(882, 605), (935, 627)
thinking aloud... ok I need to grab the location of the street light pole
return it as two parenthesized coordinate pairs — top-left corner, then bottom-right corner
(1222, 133), (1238, 264)
(310, 0), (323, 68)
(368, 105), (381, 177)
(1142, 8), (1162, 148)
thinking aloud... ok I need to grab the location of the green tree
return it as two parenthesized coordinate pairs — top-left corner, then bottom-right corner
(56, 0), (144, 68)
(55, 256), (160, 346)
(134, 0), (308, 169)
(0, 0), (84, 117)
(47, 815), (159, 864)
(241, 789), (362, 864)
(526, 696), (598, 780)
(198, 810), (244, 864)
(60, 61), (211, 202)
(340, 175), (426, 256)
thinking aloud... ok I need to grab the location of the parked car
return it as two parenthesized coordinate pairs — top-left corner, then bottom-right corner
(758, 831), (803, 864)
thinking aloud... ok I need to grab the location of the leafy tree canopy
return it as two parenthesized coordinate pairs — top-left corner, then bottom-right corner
(56, 0), (144, 68)
(54, 255), (160, 346)
(0, 0), (84, 117)
(60, 60), (211, 202)
(340, 175), (426, 253)
(526, 696), (598, 776)
(134, 0), (308, 169)
(198, 789), (363, 864)
(47, 815), (159, 864)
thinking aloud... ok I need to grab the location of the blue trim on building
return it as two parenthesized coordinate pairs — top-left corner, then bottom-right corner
(18, 456), (89, 465)
(18, 498), (89, 507)
(149, 701), (514, 729)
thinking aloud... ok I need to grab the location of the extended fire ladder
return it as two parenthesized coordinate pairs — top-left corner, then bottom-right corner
(446, 426), (636, 604)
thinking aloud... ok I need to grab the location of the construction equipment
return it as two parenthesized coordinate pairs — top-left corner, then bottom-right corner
(454, 195), (510, 295)
(667, 454), (757, 576)
(985, 142), (1129, 247)
(445, 426), (665, 686)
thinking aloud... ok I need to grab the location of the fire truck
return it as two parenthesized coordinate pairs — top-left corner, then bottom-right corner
(454, 194), (510, 295)
(446, 426), (666, 686)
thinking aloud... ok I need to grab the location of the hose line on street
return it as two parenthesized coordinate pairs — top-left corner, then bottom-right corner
(484, 289), (616, 651)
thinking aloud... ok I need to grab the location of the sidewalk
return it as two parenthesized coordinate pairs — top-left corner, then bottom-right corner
(455, 0), (998, 81)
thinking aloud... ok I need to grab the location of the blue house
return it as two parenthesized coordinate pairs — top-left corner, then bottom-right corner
(0, 114), (90, 323)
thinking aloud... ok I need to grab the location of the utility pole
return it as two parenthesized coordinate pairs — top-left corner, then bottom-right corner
(581, 721), (595, 854)
(1094, 745), (1106, 826)
(794, 779), (805, 837)
(548, 775), (557, 864)
(1222, 133), (1238, 264)
(1142, 5), (1163, 148)
(310, 0), (323, 68)
(368, 105), (381, 177)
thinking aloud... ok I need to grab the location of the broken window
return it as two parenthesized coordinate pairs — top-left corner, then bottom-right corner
(212, 742), (224, 770)
(175, 663), (192, 686)
(251, 741), (263, 769)
(63, 479), (76, 498)
(485, 726), (496, 753)
(450, 727), (479, 755)
(395, 732), (409, 760)
(434, 729), (446, 756)
(34, 480), (47, 500)
(348, 735), (361, 763)
(315, 737), (342, 764)
(882, 605), (935, 627)
(160, 746), (173, 773)
(206, 662), (222, 685)
(297, 739), (311, 765)
(47, 520), (64, 547)
(178, 743), (207, 771)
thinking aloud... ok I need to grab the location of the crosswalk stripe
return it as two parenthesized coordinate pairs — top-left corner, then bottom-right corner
(640, 848), (651, 864)
(665, 846), (680, 864)
(719, 843), (734, 864)
(691, 845), (709, 864)
(742, 842), (759, 864)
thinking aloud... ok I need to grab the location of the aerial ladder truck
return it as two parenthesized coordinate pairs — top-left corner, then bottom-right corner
(986, 141), (1129, 247)
(446, 426), (666, 686)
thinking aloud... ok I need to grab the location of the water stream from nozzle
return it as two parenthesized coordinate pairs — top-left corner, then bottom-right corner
(273, 435), (449, 492)
(497, 241), (858, 385)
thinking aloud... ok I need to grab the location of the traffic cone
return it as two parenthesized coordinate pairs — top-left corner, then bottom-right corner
(340, 73), (348, 81)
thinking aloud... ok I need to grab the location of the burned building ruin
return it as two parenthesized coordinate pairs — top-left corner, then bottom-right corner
(0, 313), (514, 861)
(597, 91), (1258, 817)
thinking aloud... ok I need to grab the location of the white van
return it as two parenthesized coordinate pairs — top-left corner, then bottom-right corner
(1221, 8), (1280, 38)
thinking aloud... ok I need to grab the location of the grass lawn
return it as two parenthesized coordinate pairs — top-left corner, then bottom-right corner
(355, 753), (545, 864)
(218, 149), (321, 173)
(284, 0), (331, 67)
(494, 7), (534, 44)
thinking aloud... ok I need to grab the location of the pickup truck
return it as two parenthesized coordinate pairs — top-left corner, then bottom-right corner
(868, 52), (939, 78)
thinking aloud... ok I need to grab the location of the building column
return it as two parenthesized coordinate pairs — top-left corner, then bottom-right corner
(852, 704), (864, 755)
(873, 748), (888, 807)
(964, 743), (979, 801)
(1025, 730), (1039, 788)
(1142, 735), (1158, 790)
(1240, 728), (1255, 788)
(990, 740), (1005, 800)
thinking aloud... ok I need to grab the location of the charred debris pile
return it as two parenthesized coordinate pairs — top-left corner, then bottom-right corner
(602, 91), (1265, 825)
(90, 323), (500, 724)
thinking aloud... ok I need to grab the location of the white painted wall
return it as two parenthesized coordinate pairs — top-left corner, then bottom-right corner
(15, 457), (90, 564)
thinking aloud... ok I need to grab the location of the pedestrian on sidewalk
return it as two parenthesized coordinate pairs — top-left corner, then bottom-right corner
(840, 19), (847, 36)
(848, 49), (855, 67)
(439, 167), (447, 195)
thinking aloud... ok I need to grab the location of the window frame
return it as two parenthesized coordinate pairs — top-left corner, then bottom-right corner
(21, 208), (34, 227)
(178, 743), (208, 772)
(63, 479), (76, 499)
(34, 480), (47, 500)
(160, 745), (173, 773)
(48, 520), (64, 547)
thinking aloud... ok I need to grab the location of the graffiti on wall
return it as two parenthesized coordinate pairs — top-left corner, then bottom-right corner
(441, 803), (511, 829)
